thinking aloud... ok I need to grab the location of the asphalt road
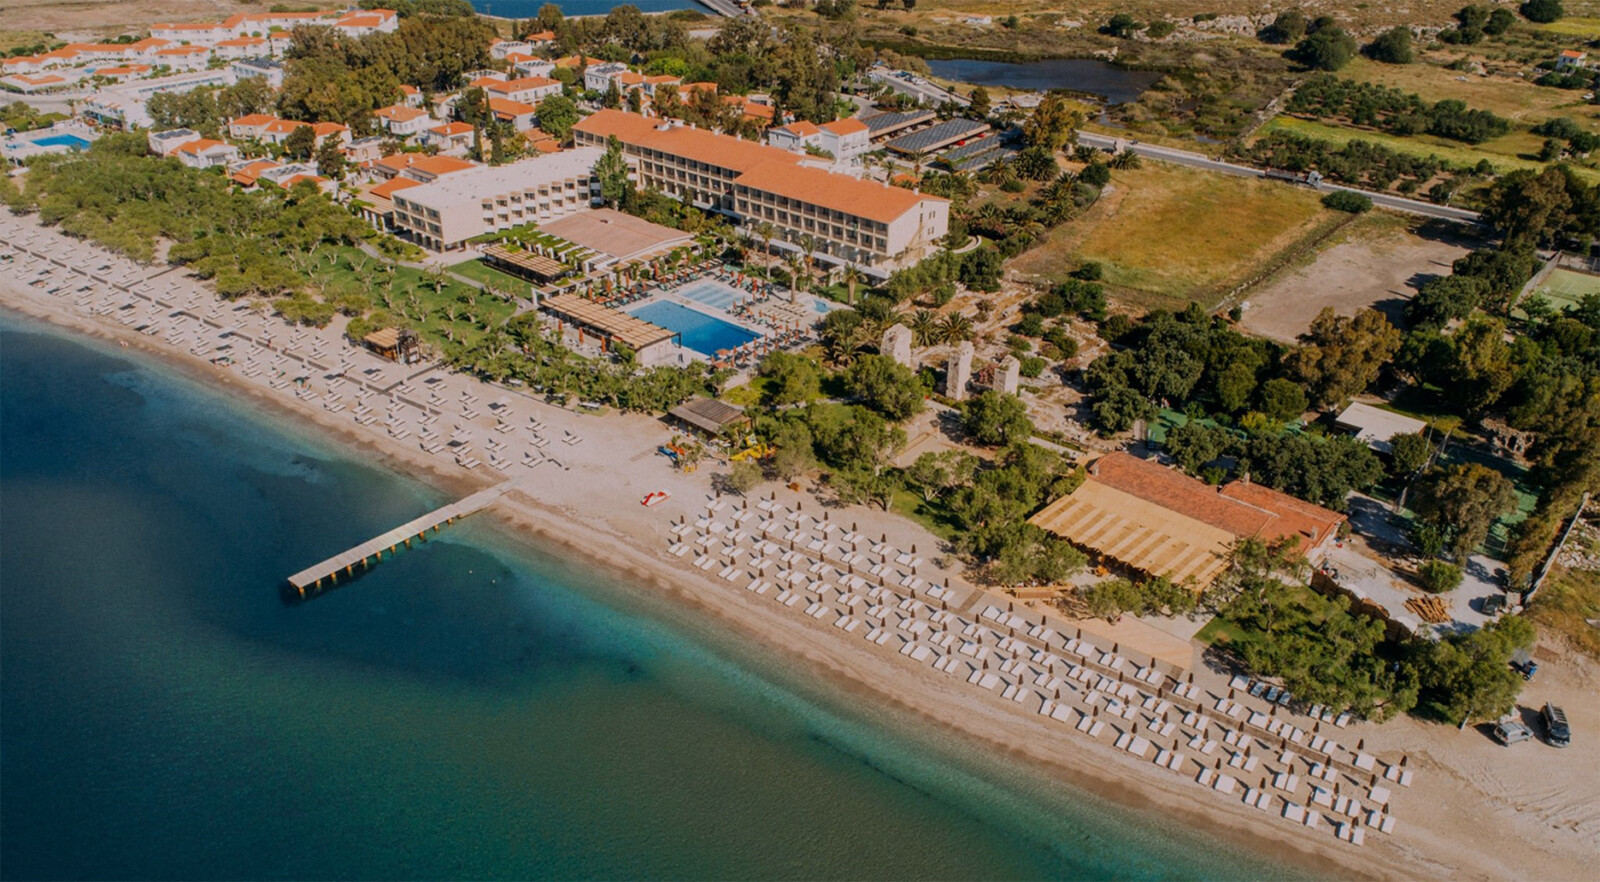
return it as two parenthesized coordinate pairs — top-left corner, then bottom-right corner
(1076, 131), (1482, 225)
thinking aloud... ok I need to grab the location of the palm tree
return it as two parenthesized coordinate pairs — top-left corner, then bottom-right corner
(937, 313), (974, 344)
(1110, 149), (1142, 170)
(907, 308), (939, 346)
(841, 264), (864, 306)
(754, 221), (776, 277)
(798, 233), (819, 289)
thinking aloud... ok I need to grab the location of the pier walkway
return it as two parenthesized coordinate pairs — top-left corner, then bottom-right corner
(286, 477), (525, 597)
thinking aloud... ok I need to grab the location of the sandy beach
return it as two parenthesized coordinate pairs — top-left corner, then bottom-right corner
(3, 209), (1596, 881)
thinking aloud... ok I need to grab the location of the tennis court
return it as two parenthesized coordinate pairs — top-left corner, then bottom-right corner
(1532, 267), (1600, 312)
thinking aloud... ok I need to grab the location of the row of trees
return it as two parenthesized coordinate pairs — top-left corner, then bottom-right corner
(1231, 130), (1461, 195)
(1288, 74), (1512, 145)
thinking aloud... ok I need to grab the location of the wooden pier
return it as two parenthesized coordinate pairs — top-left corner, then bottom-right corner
(286, 479), (522, 598)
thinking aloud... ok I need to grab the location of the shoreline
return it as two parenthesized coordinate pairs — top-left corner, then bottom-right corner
(3, 212), (1595, 880)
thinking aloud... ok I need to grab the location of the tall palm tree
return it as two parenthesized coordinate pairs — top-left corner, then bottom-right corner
(907, 308), (939, 346)
(841, 264), (864, 306)
(798, 234), (819, 289)
(937, 313), (974, 344)
(754, 221), (776, 276)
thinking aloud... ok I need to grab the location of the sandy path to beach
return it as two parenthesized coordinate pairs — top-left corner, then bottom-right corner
(3, 210), (1595, 880)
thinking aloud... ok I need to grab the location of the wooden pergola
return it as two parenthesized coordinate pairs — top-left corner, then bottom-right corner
(540, 293), (678, 351)
(483, 244), (570, 283)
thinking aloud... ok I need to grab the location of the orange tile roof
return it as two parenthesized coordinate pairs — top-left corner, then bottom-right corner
(524, 29), (555, 41)
(735, 161), (944, 224)
(399, 84), (419, 94)
(375, 105), (428, 122)
(369, 177), (422, 199)
(505, 52), (538, 64)
(156, 46), (210, 55)
(430, 121), (473, 136)
(490, 97), (537, 116)
(264, 119), (305, 135)
(230, 158), (279, 184)
(177, 138), (228, 154)
(1088, 452), (1344, 555)
(492, 75), (559, 92)
(230, 113), (277, 127)
(216, 36), (267, 47)
(468, 75), (506, 89)
(377, 153), (478, 176)
(682, 81), (717, 94)
(821, 117), (868, 136)
(575, 109), (799, 174)
(1218, 482), (1346, 551)
(553, 54), (606, 68)
(311, 122), (347, 137)
(778, 120), (819, 137)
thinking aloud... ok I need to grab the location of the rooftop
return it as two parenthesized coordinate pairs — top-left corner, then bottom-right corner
(884, 118), (991, 156)
(575, 109), (800, 174)
(539, 208), (693, 263)
(393, 147), (603, 212)
(541, 293), (678, 350)
(669, 397), (748, 434)
(733, 161), (945, 225)
(1333, 402), (1428, 454)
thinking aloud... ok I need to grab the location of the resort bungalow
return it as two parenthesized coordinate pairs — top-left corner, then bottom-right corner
(668, 397), (751, 438)
(486, 75), (562, 105)
(374, 104), (434, 137)
(361, 327), (420, 364)
(1332, 402), (1427, 455)
(1029, 452), (1345, 590)
(174, 137), (241, 170)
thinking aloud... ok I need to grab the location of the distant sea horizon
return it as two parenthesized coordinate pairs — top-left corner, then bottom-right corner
(472, 0), (702, 18)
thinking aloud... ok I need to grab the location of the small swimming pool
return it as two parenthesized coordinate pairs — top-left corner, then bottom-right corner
(29, 134), (92, 150)
(629, 301), (760, 357)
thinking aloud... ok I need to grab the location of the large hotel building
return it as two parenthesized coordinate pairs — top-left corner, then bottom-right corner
(389, 147), (603, 251)
(574, 110), (948, 276)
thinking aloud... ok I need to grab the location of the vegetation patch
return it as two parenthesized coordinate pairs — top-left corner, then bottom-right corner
(1051, 163), (1328, 310)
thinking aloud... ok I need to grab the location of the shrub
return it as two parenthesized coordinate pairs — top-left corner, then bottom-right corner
(1418, 560), (1465, 593)
(1366, 26), (1415, 64)
(1520, 0), (1563, 23)
(1079, 161), (1111, 186)
(1019, 356), (1047, 378)
(1322, 190), (1373, 212)
(1146, 20), (1176, 39)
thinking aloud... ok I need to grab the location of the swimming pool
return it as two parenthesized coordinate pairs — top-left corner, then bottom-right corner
(674, 278), (748, 311)
(629, 301), (760, 357)
(29, 134), (92, 150)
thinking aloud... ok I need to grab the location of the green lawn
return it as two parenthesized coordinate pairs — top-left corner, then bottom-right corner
(309, 246), (516, 348)
(448, 258), (533, 293)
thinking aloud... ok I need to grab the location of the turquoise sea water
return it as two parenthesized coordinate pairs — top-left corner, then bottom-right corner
(0, 312), (1308, 880)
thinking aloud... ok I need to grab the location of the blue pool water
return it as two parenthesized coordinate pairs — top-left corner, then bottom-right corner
(29, 134), (91, 150)
(675, 279), (748, 311)
(629, 301), (760, 356)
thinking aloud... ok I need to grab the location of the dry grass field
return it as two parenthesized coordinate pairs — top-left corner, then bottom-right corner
(1338, 57), (1600, 131)
(1, 0), (341, 35)
(1010, 162), (1330, 312)
(1258, 116), (1600, 183)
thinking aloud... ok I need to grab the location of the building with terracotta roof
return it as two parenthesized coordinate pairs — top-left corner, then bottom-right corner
(374, 104), (434, 137)
(818, 117), (870, 160)
(573, 110), (948, 275)
(388, 146), (603, 251)
(174, 137), (240, 170)
(766, 120), (820, 152)
(1029, 452), (1346, 588)
(79, 69), (236, 128)
(423, 121), (475, 153)
(356, 175), (424, 228)
(1557, 48), (1587, 70)
(486, 75), (562, 106)
(371, 153), (479, 184)
(149, 8), (396, 45)
(489, 98), (539, 131)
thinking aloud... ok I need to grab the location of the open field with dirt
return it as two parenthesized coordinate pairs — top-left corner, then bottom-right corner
(1237, 214), (1478, 341)
(1009, 162), (1331, 312)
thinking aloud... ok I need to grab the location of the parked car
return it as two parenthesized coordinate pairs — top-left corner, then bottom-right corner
(1482, 593), (1506, 616)
(1542, 704), (1571, 747)
(1493, 720), (1534, 746)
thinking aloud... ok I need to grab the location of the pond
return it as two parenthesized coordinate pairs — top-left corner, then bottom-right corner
(925, 58), (1163, 105)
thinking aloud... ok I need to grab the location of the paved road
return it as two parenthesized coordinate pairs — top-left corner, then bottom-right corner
(693, 0), (750, 16)
(869, 69), (970, 108)
(1077, 131), (1481, 225)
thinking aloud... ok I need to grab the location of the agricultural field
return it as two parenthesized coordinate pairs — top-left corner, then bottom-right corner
(1337, 57), (1600, 132)
(1238, 214), (1479, 341)
(1256, 116), (1600, 183)
(1009, 162), (1331, 312)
